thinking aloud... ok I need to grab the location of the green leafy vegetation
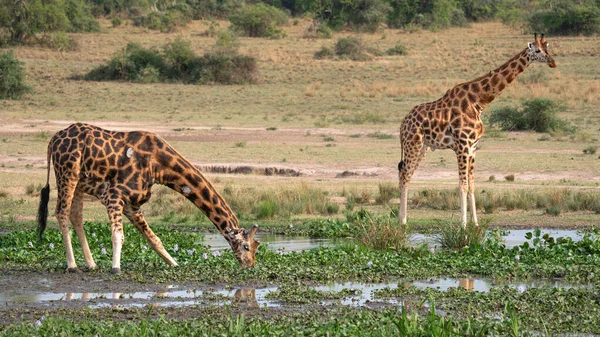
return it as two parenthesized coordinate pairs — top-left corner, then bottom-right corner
(0, 51), (30, 99)
(265, 284), (361, 304)
(132, 4), (193, 32)
(83, 38), (257, 84)
(436, 220), (488, 249)
(488, 98), (575, 133)
(229, 3), (288, 38)
(0, 0), (99, 44)
(527, 1), (600, 36)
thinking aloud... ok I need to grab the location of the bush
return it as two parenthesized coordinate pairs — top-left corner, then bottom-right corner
(48, 31), (78, 51)
(314, 46), (335, 59)
(488, 98), (575, 134)
(333, 37), (371, 61)
(345, 0), (391, 32)
(583, 146), (597, 155)
(0, 51), (30, 100)
(229, 3), (288, 38)
(214, 30), (240, 54)
(527, 4), (600, 36)
(0, 0), (99, 43)
(132, 6), (191, 32)
(84, 40), (257, 85)
(111, 17), (123, 27)
(386, 43), (407, 56)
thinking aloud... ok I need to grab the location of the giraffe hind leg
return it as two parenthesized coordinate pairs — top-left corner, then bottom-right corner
(70, 188), (97, 270)
(55, 176), (81, 272)
(398, 138), (428, 225)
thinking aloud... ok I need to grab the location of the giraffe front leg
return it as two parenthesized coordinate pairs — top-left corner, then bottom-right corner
(70, 189), (97, 270)
(125, 208), (178, 266)
(107, 200), (125, 274)
(467, 155), (479, 226)
(457, 152), (469, 228)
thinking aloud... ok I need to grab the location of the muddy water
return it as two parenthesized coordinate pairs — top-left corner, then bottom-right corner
(0, 277), (585, 310)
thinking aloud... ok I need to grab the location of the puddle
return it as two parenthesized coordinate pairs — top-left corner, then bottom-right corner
(0, 277), (588, 310)
(203, 233), (336, 252)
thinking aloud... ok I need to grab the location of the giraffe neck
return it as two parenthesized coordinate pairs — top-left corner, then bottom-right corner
(466, 48), (532, 109)
(153, 149), (240, 239)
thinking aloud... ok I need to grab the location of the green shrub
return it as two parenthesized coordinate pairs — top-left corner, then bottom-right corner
(527, 4), (600, 36)
(583, 146), (597, 155)
(316, 24), (333, 38)
(214, 29), (240, 54)
(133, 6), (191, 32)
(229, 3), (288, 38)
(334, 37), (371, 61)
(0, 0), (98, 43)
(48, 31), (78, 51)
(111, 17), (123, 27)
(386, 43), (407, 55)
(189, 53), (257, 84)
(314, 46), (335, 59)
(488, 98), (575, 134)
(505, 174), (515, 182)
(0, 51), (30, 100)
(83, 40), (257, 85)
(346, 0), (391, 32)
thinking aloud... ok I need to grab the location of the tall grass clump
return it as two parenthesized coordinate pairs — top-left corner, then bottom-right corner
(229, 3), (288, 38)
(315, 37), (374, 61)
(0, 51), (30, 99)
(488, 98), (575, 133)
(222, 183), (337, 219)
(436, 219), (488, 249)
(83, 39), (256, 85)
(375, 182), (398, 205)
(354, 214), (410, 250)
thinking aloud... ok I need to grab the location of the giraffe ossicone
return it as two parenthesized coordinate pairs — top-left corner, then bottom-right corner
(37, 123), (260, 273)
(397, 33), (556, 227)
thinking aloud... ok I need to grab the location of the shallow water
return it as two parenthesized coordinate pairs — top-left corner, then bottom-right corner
(216, 229), (585, 253)
(203, 233), (336, 252)
(0, 277), (587, 309)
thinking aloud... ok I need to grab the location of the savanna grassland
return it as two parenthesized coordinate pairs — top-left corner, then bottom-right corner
(1, 17), (600, 336)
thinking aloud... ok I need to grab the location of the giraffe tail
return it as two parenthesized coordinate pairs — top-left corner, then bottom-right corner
(37, 140), (52, 242)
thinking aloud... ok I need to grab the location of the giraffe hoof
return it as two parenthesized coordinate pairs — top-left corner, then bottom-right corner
(110, 268), (121, 275)
(67, 267), (82, 274)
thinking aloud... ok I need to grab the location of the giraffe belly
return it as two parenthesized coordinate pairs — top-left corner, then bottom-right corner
(76, 175), (109, 200)
(426, 136), (454, 151)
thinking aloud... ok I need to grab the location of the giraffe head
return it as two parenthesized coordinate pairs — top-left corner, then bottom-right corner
(527, 33), (556, 68)
(227, 224), (260, 267)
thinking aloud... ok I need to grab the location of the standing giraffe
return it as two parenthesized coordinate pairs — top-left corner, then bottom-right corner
(37, 123), (260, 274)
(398, 34), (556, 226)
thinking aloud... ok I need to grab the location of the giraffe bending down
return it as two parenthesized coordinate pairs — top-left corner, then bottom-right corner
(398, 34), (556, 227)
(37, 123), (260, 274)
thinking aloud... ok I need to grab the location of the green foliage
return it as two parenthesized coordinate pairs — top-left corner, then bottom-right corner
(436, 220), (488, 249)
(527, 2), (600, 36)
(48, 31), (78, 51)
(0, 51), (30, 100)
(132, 6), (192, 32)
(111, 17), (123, 27)
(346, 0), (391, 32)
(229, 3), (289, 38)
(0, 0), (98, 44)
(488, 98), (575, 134)
(583, 146), (597, 155)
(84, 40), (256, 85)
(315, 36), (374, 61)
(214, 29), (240, 54)
(386, 43), (407, 55)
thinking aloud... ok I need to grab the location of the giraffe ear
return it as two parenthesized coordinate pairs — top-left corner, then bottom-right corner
(527, 42), (533, 50)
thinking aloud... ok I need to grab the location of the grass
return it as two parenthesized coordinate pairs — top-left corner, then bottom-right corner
(436, 220), (488, 249)
(411, 188), (600, 213)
